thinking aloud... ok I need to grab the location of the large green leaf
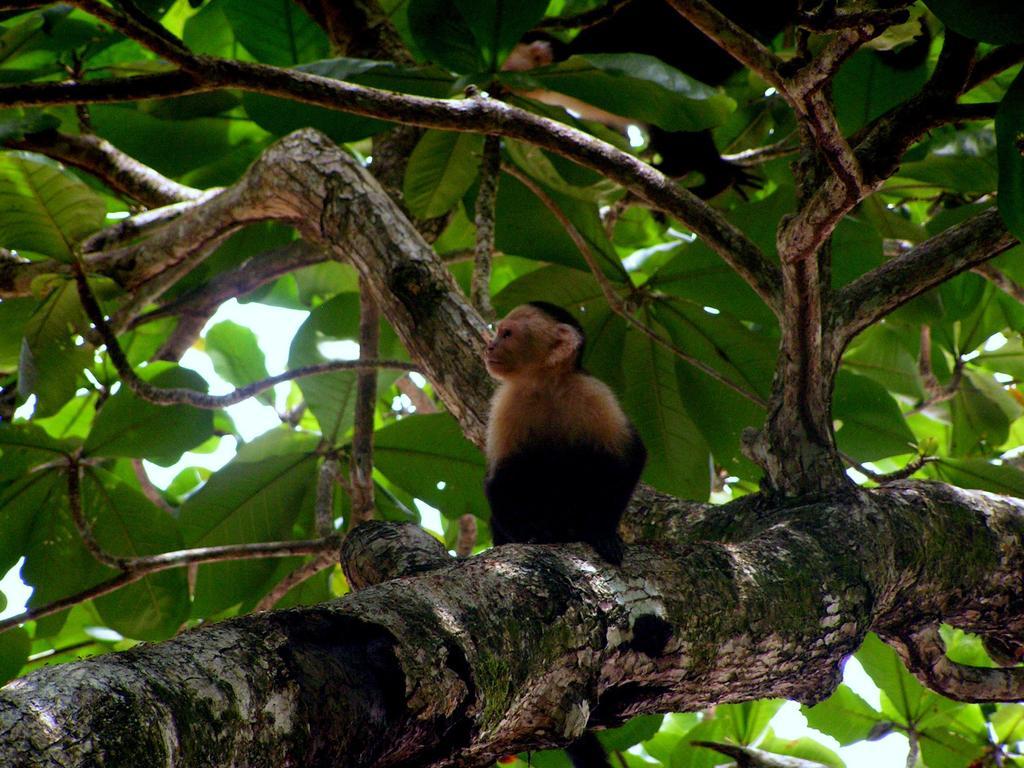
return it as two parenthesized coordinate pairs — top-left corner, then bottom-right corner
(997, 69), (1024, 242)
(85, 469), (189, 641)
(204, 320), (274, 406)
(404, 130), (485, 218)
(18, 278), (90, 417)
(801, 684), (884, 745)
(0, 152), (104, 260)
(407, 0), (485, 73)
(621, 311), (710, 500)
(930, 457), (1024, 496)
(949, 370), (1021, 456)
(855, 633), (960, 728)
(833, 50), (929, 133)
(0, 421), (76, 487)
(288, 298), (361, 444)
(717, 700), (785, 745)
(452, 0), (548, 71)
(178, 430), (319, 616)
(0, 297), (36, 372)
(220, 0), (329, 66)
(756, 731), (845, 768)
(0, 626), (30, 685)
(493, 171), (625, 279)
(505, 53), (735, 132)
(925, 0), (1024, 44)
(84, 364), (215, 466)
(833, 371), (916, 462)
(374, 413), (487, 521)
(0, 468), (64, 575)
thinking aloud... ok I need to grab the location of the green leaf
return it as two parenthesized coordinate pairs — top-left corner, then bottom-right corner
(925, 0), (1024, 44)
(18, 279), (91, 417)
(997, 69), (1024, 242)
(919, 722), (989, 768)
(85, 469), (188, 641)
(407, 0), (485, 73)
(450, 0), (548, 71)
(507, 53), (735, 132)
(930, 457), (1024, 496)
(204, 320), (274, 406)
(220, 0), (329, 65)
(650, 242), (776, 326)
(621, 311), (710, 501)
(833, 371), (916, 462)
(856, 633), (960, 728)
(178, 430), (319, 616)
(374, 413), (488, 521)
(85, 364), (215, 466)
(842, 326), (924, 400)
(596, 714), (664, 752)
(287, 296), (362, 443)
(493, 171), (625, 279)
(716, 700), (785, 745)
(505, 140), (621, 203)
(404, 130), (484, 218)
(670, 717), (727, 768)
(833, 50), (929, 134)
(758, 731), (845, 768)
(993, 704), (1024, 744)
(0, 626), (30, 685)
(0, 297), (36, 371)
(0, 151), (105, 260)
(0, 468), (64, 575)
(950, 370), (1021, 456)
(802, 684), (884, 745)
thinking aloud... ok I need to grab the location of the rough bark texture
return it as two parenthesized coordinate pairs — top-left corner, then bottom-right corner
(2, 482), (1021, 767)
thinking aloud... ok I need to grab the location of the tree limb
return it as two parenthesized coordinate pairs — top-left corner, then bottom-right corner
(7, 130), (203, 207)
(832, 208), (1018, 346)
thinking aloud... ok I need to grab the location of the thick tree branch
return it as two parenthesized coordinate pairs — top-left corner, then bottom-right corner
(832, 209), (1018, 346)
(8, 130), (203, 207)
(0, 64), (781, 312)
(471, 134), (500, 321)
(1, 481), (1020, 766)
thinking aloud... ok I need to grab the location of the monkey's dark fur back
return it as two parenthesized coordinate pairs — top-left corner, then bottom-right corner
(486, 429), (646, 564)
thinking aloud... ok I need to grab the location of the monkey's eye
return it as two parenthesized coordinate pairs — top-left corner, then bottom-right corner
(501, 329), (512, 339)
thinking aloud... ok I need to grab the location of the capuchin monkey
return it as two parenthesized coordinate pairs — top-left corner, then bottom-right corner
(484, 302), (646, 565)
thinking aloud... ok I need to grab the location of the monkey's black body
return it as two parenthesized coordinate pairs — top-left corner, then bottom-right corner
(486, 428), (646, 565)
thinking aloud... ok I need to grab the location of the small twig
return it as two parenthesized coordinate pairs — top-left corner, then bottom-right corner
(537, 0), (633, 31)
(913, 325), (964, 411)
(844, 453), (937, 484)
(132, 460), (175, 514)
(503, 163), (766, 408)
(0, 538), (338, 634)
(905, 730), (919, 768)
(81, 191), (222, 254)
(472, 135), (500, 322)
(67, 456), (126, 570)
(722, 137), (800, 166)
(456, 514), (478, 558)
(72, 262), (416, 409)
(973, 262), (1024, 305)
(254, 551), (336, 612)
(349, 282), (380, 526)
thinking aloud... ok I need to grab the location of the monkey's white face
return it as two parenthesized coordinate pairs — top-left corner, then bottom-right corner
(484, 306), (581, 380)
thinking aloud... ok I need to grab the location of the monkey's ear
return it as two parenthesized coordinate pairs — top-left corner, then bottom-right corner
(548, 323), (582, 367)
